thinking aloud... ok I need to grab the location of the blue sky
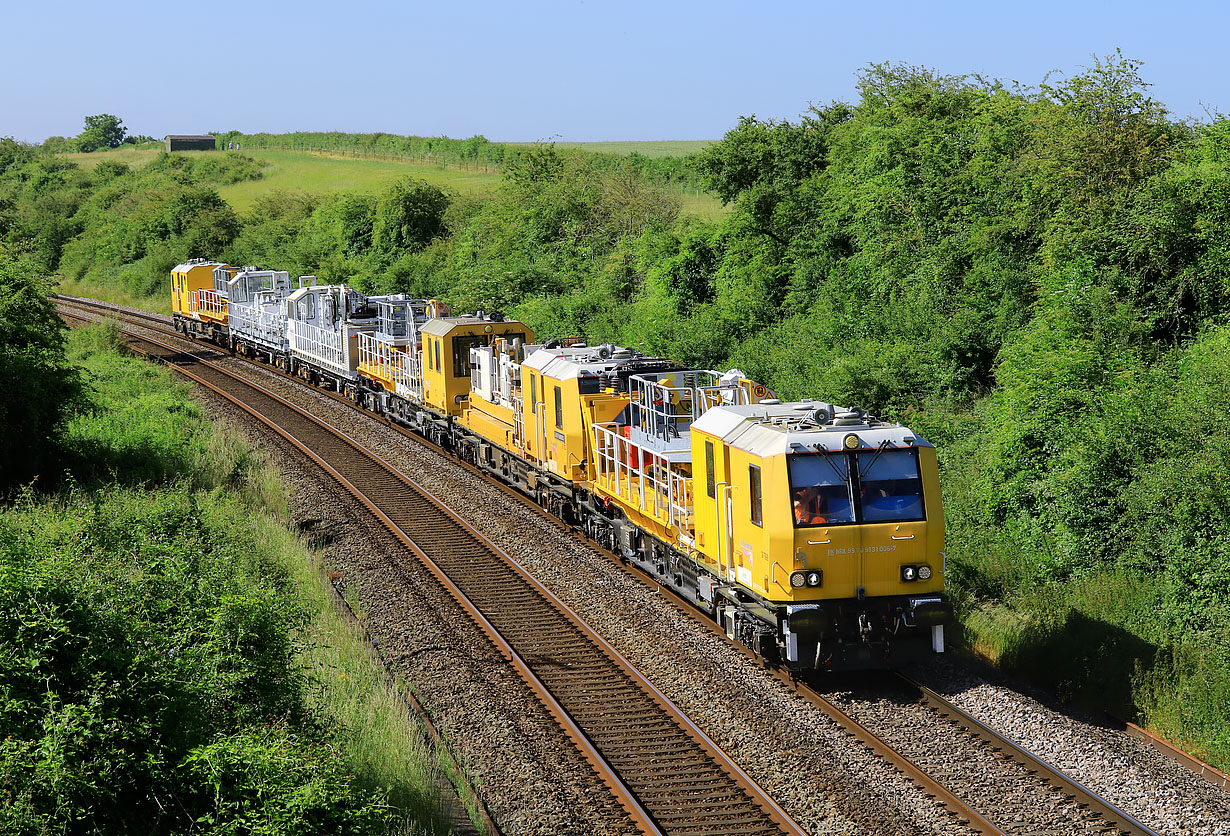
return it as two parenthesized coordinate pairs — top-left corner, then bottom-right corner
(3, 0), (1225, 143)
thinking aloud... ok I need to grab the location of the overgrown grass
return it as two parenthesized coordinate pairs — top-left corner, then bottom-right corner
(56, 278), (170, 313)
(952, 533), (1230, 768)
(61, 144), (168, 170)
(1, 323), (457, 833)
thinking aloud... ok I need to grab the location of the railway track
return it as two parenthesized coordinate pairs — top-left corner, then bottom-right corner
(58, 302), (805, 836)
(788, 672), (1162, 836)
(57, 296), (1174, 836)
(899, 674), (1160, 836)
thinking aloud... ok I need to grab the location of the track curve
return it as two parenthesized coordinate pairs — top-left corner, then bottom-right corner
(58, 303), (807, 836)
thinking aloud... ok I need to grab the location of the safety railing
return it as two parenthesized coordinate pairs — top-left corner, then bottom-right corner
(291, 320), (347, 376)
(358, 332), (422, 397)
(592, 422), (693, 530)
(190, 288), (228, 318)
(229, 296), (287, 349)
(357, 332), (406, 390)
(628, 371), (748, 447)
(393, 348), (422, 398)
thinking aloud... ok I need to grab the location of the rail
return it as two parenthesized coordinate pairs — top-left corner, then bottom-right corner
(898, 673), (1162, 836)
(57, 299), (808, 836)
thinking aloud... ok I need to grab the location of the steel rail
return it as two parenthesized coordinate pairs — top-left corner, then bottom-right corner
(786, 676), (1005, 835)
(60, 304), (807, 836)
(65, 294), (1175, 836)
(899, 673), (1162, 836)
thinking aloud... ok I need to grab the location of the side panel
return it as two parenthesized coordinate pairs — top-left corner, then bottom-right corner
(540, 375), (587, 482)
(725, 447), (794, 601)
(463, 398), (519, 453)
(421, 335), (450, 413)
(522, 369), (543, 465)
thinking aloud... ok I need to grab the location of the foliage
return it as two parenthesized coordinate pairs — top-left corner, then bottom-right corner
(51, 161), (245, 296)
(75, 113), (126, 153)
(371, 178), (448, 257)
(0, 138), (41, 177)
(0, 243), (84, 489)
(0, 483), (395, 834)
(0, 329), (447, 832)
(145, 149), (267, 185)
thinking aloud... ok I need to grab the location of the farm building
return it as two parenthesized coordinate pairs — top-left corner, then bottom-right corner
(165, 135), (216, 151)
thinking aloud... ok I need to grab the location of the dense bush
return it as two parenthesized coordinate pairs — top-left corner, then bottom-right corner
(0, 243), (83, 489)
(0, 484), (394, 835)
(10, 54), (1230, 764)
(52, 162), (247, 297)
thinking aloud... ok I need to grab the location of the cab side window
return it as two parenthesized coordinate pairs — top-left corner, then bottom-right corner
(705, 440), (715, 499)
(749, 464), (763, 527)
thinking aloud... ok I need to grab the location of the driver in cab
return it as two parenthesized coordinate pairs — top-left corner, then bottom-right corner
(793, 487), (827, 525)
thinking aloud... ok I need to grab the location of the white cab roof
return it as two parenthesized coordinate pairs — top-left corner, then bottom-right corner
(691, 401), (929, 457)
(523, 344), (641, 381)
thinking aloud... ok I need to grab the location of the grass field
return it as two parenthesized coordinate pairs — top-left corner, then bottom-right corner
(62, 144), (165, 169)
(217, 149), (503, 212)
(509, 140), (715, 158)
(63, 145), (729, 219)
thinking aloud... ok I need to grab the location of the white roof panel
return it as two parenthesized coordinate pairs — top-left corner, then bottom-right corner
(691, 401), (931, 458)
(172, 260), (224, 273)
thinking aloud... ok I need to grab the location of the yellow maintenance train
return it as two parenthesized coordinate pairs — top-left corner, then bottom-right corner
(172, 258), (951, 670)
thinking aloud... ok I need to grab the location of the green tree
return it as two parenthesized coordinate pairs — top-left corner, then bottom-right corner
(371, 178), (448, 256)
(75, 114), (126, 152)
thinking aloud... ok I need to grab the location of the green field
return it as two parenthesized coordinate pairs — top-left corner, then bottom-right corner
(218, 149), (503, 212)
(63, 145), (728, 218)
(62, 144), (166, 169)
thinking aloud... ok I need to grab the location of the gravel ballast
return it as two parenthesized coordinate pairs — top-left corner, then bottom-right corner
(95, 304), (1230, 835)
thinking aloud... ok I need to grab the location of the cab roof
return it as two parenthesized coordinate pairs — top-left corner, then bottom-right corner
(172, 259), (226, 273)
(420, 315), (531, 338)
(522, 344), (637, 381)
(691, 401), (930, 457)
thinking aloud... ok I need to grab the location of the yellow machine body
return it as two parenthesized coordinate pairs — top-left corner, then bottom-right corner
(170, 259), (230, 324)
(419, 317), (533, 418)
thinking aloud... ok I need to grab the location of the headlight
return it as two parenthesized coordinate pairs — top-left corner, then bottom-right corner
(900, 565), (917, 582)
(790, 571), (806, 588)
(917, 564), (932, 580)
(806, 571), (823, 587)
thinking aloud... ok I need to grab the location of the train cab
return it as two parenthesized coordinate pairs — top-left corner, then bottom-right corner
(171, 258), (232, 342)
(419, 314), (533, 418)
(690, 400), (951, 671)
